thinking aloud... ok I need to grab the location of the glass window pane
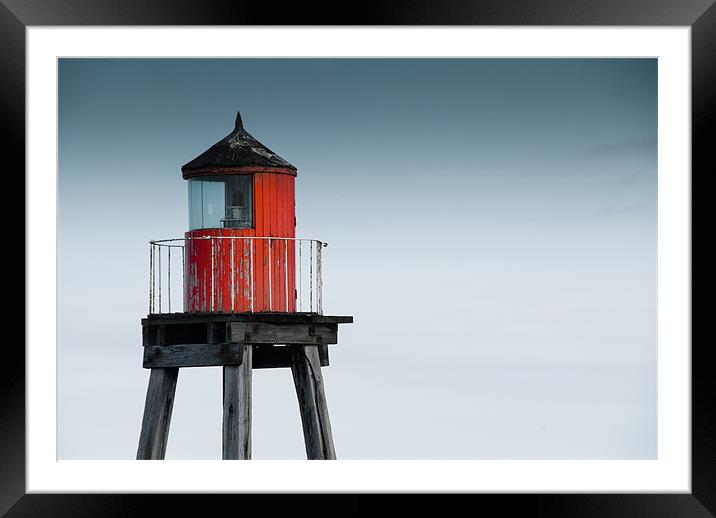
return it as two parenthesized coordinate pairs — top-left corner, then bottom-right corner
(223, 175), (253, 229)
(188, 176), (253, 230)
(202, 179), (225, 229)
(188, 180), (203, 229)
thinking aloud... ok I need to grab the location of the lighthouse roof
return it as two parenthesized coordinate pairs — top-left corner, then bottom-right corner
(181, 111), (297, 178)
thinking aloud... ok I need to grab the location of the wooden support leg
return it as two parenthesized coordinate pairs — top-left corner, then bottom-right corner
(223, 345), (252, 459)
(291, 345), (336, 460)
(136, 367), (179, 460)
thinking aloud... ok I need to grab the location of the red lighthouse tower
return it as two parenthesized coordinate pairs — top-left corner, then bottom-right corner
(181, 111), (298, 313)
(138, 110), (352, 461)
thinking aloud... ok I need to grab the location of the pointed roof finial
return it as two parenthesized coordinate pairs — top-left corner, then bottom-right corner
(181, 109), (297, 178)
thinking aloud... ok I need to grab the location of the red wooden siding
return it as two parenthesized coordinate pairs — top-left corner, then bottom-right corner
(184, 172), (296, 313)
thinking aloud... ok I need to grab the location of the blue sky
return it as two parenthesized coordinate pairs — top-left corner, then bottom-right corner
(58, 58), (657, 459)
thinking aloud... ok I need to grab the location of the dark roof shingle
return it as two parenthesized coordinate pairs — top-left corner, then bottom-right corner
(181, 111), (296, 176)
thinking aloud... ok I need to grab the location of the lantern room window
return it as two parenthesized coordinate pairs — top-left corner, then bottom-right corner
(188, 175), (253, 230)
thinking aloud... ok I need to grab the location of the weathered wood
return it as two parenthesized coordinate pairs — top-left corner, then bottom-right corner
(251, 344), (329, 369)
(317, 344), (329, 368)
(141, 314), (350, 347)
(137, 312), (347, 459)
(228, 322), (337, 345)
(143, 343), (245, 369)
(223, 345), (252, 459)
(136, 368), (179, 460)
(143, 312), (353, 326)
(291, 345), (336, 460)
(207, 322), (223, 344)
(252, 345), (292, 369)
(142, 343), (328, 369)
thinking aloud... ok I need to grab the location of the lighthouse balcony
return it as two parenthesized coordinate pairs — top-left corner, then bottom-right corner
(148, 236), (326, 315)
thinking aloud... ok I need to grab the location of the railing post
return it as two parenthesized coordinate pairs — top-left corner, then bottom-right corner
(231, 238), (235, 313)
(181, 244), (186, 312)
(250, 238), (255, 313)
(149, 243), (154, 315)
(298, 240), (302, 312)
(268, 238), (273, 311)
(317, 242), (323, 315)
(168, 247), (171, 314)
(211, 237), (215, 312)
(158, 244), (162, 313)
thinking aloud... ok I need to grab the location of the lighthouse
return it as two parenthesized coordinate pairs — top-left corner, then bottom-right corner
(137, 110), (352, 460)
(181, 111), (299, 313)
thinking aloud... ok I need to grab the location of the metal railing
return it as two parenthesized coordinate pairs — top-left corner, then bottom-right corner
(148, 236), (326, 315)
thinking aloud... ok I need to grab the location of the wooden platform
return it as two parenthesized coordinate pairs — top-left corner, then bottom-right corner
(142, 312), (351, 369)
(137, 312), (352, 460)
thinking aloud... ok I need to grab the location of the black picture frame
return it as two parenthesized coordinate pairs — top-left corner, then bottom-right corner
(6, 1), (711, 515)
